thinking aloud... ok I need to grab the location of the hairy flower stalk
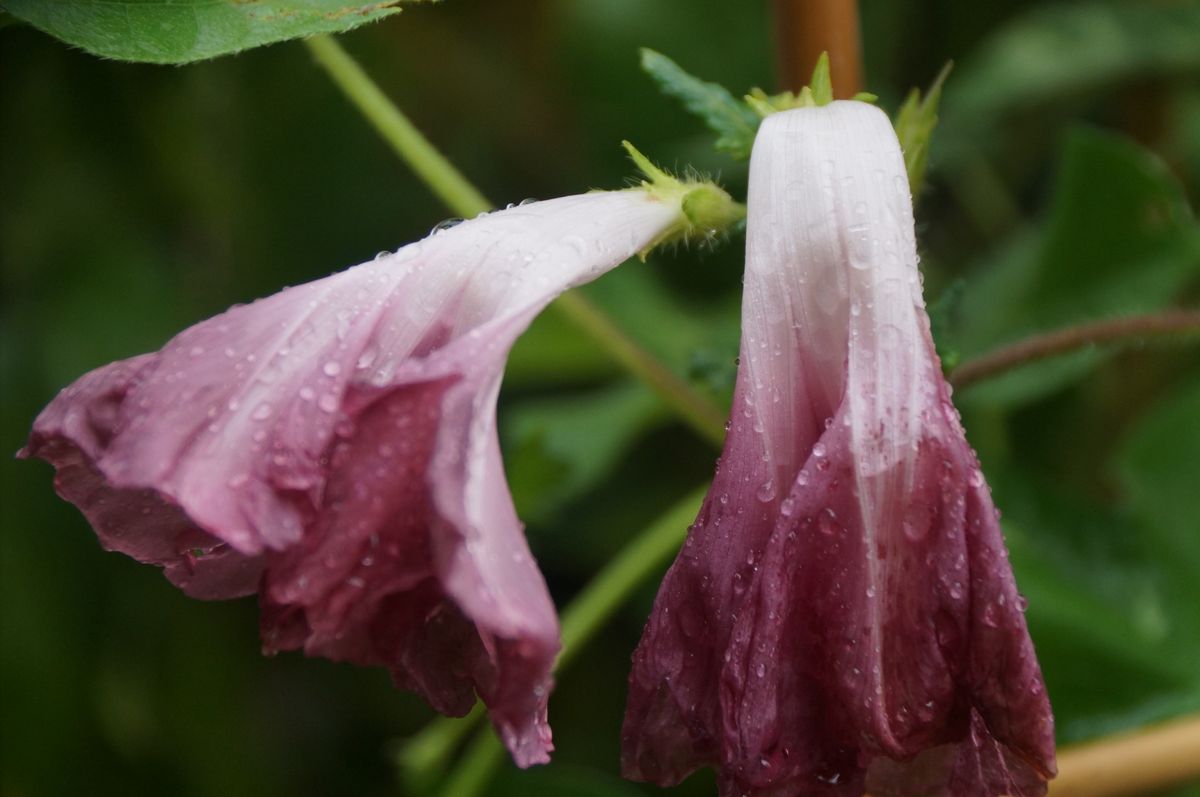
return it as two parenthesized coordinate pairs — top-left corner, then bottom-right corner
(622, 103), (1056, 796)
(21, 174), (741, 768)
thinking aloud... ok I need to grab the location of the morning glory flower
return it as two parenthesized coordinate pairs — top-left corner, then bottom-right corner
(21, 173), (741, 768)
(622, 102), (1056, 796)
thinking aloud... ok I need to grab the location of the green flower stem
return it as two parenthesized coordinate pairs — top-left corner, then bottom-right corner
(551, 292), (727, 446)
(557, 484), (706, 665)
(429, 486), (708, 797)
(304, 34), (491, 218)
(304, 34), (728, 447)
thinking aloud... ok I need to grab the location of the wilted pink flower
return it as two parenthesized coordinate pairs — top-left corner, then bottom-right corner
(622, 102), (1056, 796)
(21, 181), (739, 767)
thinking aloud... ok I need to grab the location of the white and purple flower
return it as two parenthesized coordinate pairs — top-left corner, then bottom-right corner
(622, 102), (1056, 796)
(21, 178), (740, 767)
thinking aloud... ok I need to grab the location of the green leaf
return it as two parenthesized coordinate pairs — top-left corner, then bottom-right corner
(1, 0), (422, 64)
(639, 48), (760, 159)
(939, 1), (1200, 168)
(999, 477), (1200, 741)
(1116, 377), (1200, 653)
(505, 382), (668, 524)
(893, 61), (951, 196)
(927, 277), (965, 372)
(952, 128), (1200, 405)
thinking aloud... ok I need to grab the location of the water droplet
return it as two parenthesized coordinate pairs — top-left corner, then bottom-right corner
(299, 386), (315, 401)
(189, 345), (205, 357)
(560, 234), (587, 255)
(323, 361), (342, 377)
(755, 662), (766, 678)
(818, 507), (840, 536)
(252, 402), (273, 421)
(356, 347), (378, 370)
(318, 394), (339, 413)
(756, 479), (776, 502)
(780, 497), (796, 517)
(968, 468), (985, 488)
(430, 218), (463, 235)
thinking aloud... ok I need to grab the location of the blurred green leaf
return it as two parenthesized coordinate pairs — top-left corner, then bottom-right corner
(505, 306), (615, 388)
(584, 263), (740, 383)
(505, 382), (668, 524)
(639, 48), (760, 160)
(491, 763), (647, 797)
(940, 0), (1200, 165)
(928, 278), (966, 372)
(953, 128), (1200, 404)
(1003, 488), (1200, 741)
(0, 0), (419, 64)
(1116, 377), (1200, 653)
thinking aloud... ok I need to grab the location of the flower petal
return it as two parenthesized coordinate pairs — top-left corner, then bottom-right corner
(623, 103), (1055, 796)
(23, 189), (682, 766)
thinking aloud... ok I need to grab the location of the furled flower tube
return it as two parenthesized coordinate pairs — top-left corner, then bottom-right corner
(21, 173), (740, 767)
(622, 102), (1056, 796)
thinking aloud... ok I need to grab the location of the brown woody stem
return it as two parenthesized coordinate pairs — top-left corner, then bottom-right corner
(773, 0), (863, 97)
(949, 310), (1200, 390)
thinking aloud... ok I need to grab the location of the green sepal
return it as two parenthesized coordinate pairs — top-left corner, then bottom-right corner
(894, 61), (953, 196)
(643, 47), (950, 194)
(621, 141), (746, 258)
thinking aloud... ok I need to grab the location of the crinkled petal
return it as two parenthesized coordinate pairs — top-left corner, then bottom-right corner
(623, 103), (1055, 796)
(22, 190), (681, 766)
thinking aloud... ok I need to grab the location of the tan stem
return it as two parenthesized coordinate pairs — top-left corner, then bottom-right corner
(1048, 713), (1200, 797)
(949, 310), (1200, 390)
(772, 0), (863, 97)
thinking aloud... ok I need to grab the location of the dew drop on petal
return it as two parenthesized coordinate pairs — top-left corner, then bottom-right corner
(756, 479), (776, 502)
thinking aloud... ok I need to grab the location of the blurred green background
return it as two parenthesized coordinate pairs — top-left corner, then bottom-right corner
(1, 1), (1199, 795)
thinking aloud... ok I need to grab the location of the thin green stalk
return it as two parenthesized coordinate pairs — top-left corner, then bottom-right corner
(551, 293), (727, 446)
(304, 34), (728, 447)
(304, 35), (491, 218)
(424, 486), (708, 797)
